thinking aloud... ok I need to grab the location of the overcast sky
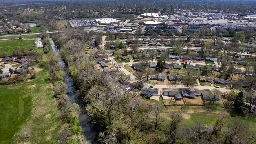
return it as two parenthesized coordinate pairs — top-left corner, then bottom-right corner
(1, 0), (255, 3)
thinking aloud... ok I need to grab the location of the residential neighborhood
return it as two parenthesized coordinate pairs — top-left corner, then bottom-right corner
(0, 0), (256, 144)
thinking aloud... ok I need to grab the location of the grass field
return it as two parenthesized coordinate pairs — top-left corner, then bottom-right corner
(0, 39), (36, 56)
(180, 112), (220, 127)
(0, 70), (61, 143)
(30, 27), (41, 33)
(160, 105), (256, 137)
(0, 34), (41, 40)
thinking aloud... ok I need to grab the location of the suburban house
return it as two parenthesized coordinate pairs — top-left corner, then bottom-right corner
(164, 63), (172, 69)
(214, 78), (227, 85)
(181, 89), (197, 98)
(150, 75), (158, 80)
(141, 89), (159, 98)
(235, 61), (247, 66)
(205, 57), (218, 63)
(201, 90), (220, 104)
(244, 71), (255, 76)
(169, 55), (180, 60)
(158, 73), (166, 81)
(121, 56), (130, 61)
(149, 62), (157, 68)
(232, 68), (243, 74)
(186, 65), (199, 70)
(0, 71), (10, 78)
(131, 64), (142, 71)
(167, 74), (181, 81)
(162, 90), (182, 100)
(199, 76), (213, 83)
(173, 64), (183, 69)
(98, 61), (108, 68)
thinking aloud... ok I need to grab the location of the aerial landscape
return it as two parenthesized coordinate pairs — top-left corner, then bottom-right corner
(0, 0), (256, 143)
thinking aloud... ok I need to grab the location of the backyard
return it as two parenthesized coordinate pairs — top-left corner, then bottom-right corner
(29, 27), (41, 33)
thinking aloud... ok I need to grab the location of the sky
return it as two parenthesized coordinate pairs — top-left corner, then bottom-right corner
(1, 0), (256, 3)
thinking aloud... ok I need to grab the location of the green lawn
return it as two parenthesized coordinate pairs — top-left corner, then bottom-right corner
(180, 112), (256, 135)
(30, 27), (41, 33)
(240, 58), (256, 63)
(0, 70), (61, 143)
(214, 83), (226, 88)
(171, 69), (200, 77)
(0, 85), (32, 143)
(0, 39), (36, 56)
(0, 34), (41, 40)
(180, 112), (220, 128)
(200, 82), (211, 86)
(205, 60), (214, 65)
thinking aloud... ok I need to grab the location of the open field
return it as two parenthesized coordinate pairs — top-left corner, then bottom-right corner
(158, 105), (256, 136)
(0, 34), (41, 40)
(30, 27), (41, 33)
(0, 70), (61, 143)
(0, 39), (36, 56)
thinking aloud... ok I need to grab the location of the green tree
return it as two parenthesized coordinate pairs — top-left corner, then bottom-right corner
(173, 44), (182, 56)
(182, 71), (196, 87)
(234, 32), (245, 42)
(201, 65), (209, 76)
(156, 59), (165, 72)
(233, 91), (245, 115)
(9, 68), (14, 75)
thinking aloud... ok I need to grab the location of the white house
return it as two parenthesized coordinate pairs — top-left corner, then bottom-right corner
(35, 38), (43, 48)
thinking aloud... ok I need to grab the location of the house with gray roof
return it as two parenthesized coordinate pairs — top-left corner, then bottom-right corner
(167, 74), (181, 81)
(214, 78), (227, 85)
(162, 90), (182, 100)
(149, 63), (157, 68)
(158, 73), (166, 81)
(150, 75), (158, 80)
(132, 64), (142, 71)
(181, 89), (197, 99)
(141, 89), (158, 98)
(173, 64), (183, 70)
(0, 71), (10, 78)
(98, 61), (108, 68)
(169, 55), (180, 60)
(201, 90), (220, 104)
(164, 63), (172, 69)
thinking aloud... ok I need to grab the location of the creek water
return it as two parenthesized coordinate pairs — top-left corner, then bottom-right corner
(50, 39), (96, 143)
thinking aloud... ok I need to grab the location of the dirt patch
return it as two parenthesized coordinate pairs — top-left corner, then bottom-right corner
(183, 97), (203, 105)
(33, 67), (42, 72)
(46, 135), (51, 141)
(187, 108), (205, 114)
(182, 113), (191, 120)
(160, 113), (171, 120)
(150, 96), (160, 101)
(28, 85), (36, 88)
(45, 114), (51, 119)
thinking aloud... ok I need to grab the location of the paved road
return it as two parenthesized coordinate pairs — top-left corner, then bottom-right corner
(150, 84), (229, 93)
(0, 31), (62, 38)
(0, 33), (41, 37)
(100, 35), (107, 50)
(108, 56), (138, 81)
